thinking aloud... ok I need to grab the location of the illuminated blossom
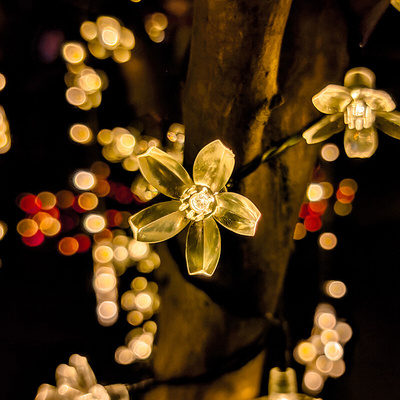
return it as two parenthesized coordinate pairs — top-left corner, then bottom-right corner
(34, 354), (129, 400)
(129, 140), (261, 277)
(303, 67), (400, 158)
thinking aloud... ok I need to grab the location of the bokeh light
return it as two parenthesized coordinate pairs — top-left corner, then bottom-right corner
(73, 171), (96, 190)
(316, 312), (337, 330)
(335, 321), (353, 344)
(303, 370), (324, 393)
(324, 341), (343, 361)
(81, 16), (135, 63)
(321, 329), (339, 345)
(0, 221), (7, 240)
(93, 244), (114, 263)
(17, 219), (38, 237)
(304, 215), (322, 232)
(293, 222), (306, 240)
(97, 300), (118, 326)
(0, 73), (6, 91)
(296, 342), (317, 363)
(307, 183), (324, 202)
(318, 232), (337, 250)
(334, 201), (352, 216)
(316, 355), (333, 374)
(18, 194), (42, 213)
(69, 124), (93, 144)
(62, 42), (86, 64)
(84, 214), (106, 233)
(58, 237), (79, 255)
(324, 280), (347, 299)
(115, 346), (135, 365)
(145, 13), (168, 43)
(78, 192), (99, 211)
(321, 143), (340, 162)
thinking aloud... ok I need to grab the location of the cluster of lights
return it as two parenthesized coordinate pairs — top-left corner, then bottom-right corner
(95, 122), (185, 201)
(0, 105), (11, 155)
(115, 321), (157, 365)
(80, 16), (135, 63)
(145, 13), (168, 43)
(294, 143), (358, 245)
(35, 354), (129, 400)
(97, 126), (155, 167)
(62, 42), (107, 110)
(91, 229), (161, 363)
(92, 230), (160, 320)
(15, 160), (140, 251)
(293, 290), (352, 395)
(294, 177), (333, 240)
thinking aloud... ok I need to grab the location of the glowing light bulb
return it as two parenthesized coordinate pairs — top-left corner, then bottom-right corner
(324, 341), (343, 361)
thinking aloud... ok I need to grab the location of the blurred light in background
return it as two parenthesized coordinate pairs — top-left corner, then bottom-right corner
(294, 301), (352, 395)
(69, 124), (93, 144)
(80, 17), (135, 63)
(320, 143), (340, 162)
(0, 106), (11, 154)
(318, 232), (337, 250)
(145, 13), (168, 43)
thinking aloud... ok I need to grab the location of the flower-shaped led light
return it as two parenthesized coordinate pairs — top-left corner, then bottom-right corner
(129, 140), (261, 277)
(303, 67), (400, 158)
(35, 354), (129, 400)
(255, 368), (321, 400)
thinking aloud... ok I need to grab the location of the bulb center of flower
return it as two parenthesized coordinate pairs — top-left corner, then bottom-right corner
(344, 98), (375, 130)
(179, 185), (216, 221)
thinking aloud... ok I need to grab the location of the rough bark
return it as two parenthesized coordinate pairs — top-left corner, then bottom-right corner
(132, 0), (350, 398)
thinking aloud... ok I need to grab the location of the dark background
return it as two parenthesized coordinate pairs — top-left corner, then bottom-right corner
(0, 1), (400, 399)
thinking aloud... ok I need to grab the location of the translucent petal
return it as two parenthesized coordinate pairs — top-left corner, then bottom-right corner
(193, 140), (235, 193)
(214, 192), (261, 236)
(344, 126), (378, 158)
(312, 85), (352, 114)
(129, 200), (189, 243)
(359, 88), (396, 112)
(375, 111), (400, 139)
(392, 0), (400, 12)
(185, 218), (221, 276)
(138, 147), (193, 199)
(302, 113), (345, 144)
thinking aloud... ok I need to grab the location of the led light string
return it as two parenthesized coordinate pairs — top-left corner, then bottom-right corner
(0, 3), (395, 400)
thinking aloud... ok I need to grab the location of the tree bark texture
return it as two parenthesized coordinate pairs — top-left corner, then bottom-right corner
(137, 1), (350, 398)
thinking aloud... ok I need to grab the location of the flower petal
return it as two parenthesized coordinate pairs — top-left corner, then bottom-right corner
(214, 192), (261, 236)
(185, 218), (221, 276)
(138, 147), (193, 199)
(312, 85), (352, 114)
(129, 200), (189, 243)
(375, 111), (400, 139)
(344, 126), (378, 158)
(302, 113), (345, 144)
(360, 88), (396, 112)
(193, 140), (235, 193)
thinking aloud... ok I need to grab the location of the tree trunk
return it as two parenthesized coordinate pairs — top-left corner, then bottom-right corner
(138, 1), (349, 398)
